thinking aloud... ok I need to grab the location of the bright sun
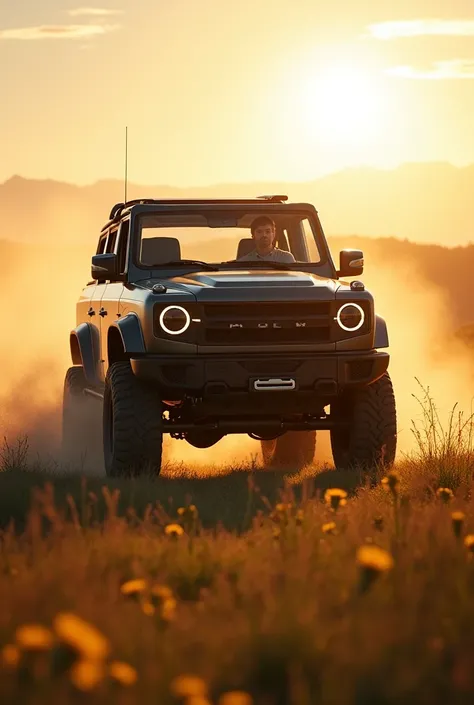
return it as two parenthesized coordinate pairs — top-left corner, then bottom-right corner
(298, 64), (386, 145)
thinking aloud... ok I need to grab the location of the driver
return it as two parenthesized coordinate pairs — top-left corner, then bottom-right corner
(238, 216), (296, 263)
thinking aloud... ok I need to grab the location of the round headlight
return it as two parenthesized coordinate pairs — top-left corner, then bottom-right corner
(335, 303), (365, 332)
(159, 305), (191, 335)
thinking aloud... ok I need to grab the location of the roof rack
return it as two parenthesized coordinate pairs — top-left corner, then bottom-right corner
(108, 195), (290, 221)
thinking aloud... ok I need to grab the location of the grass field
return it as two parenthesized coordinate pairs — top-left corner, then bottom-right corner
(1, 388), (474, 704)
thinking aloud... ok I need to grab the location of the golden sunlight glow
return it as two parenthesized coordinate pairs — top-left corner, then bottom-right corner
(298, 63), (387, 145)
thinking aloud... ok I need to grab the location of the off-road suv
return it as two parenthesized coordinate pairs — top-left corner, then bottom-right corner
(62, 195), (397, 476)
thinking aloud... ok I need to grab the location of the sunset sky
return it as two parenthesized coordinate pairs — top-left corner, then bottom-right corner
(2, 0), (474, 186)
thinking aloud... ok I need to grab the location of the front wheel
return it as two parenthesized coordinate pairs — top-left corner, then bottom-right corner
(103, 361), (163, 477)
(261, 431), (316, 471)
(330, 372), (397, 472)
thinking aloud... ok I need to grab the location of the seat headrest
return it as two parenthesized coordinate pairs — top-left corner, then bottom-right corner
(237, 238), (255, 259)
(140, 237), (181, 265)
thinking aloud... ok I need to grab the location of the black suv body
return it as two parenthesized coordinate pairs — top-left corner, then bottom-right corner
(62, 196), (397, 475)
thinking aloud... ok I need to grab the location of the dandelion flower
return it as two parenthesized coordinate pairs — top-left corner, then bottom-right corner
(464, 534), (474, 552)
(15, 624), (55, 651)
(451, 511), (465, 538)
(109, 660), (138, 686)
(381, 471), (400, 493)
(170, 674), (208, 698)
(357, 545), (394, 592)
(322, 522), (337, 535)
(53, 613), (110, 661)
(324, 488), (347, 511)
(1, 644), (20, 668)
(357, 545), (394, 572)
(120, 578), (148, 597)
(151, 584), (174, 601)
(69, 658), (105, 691)
(436, 487), (454, 503)
(178, 504), (198, 518)
(218, 691), (253, 705)
(165, 523), (184, 538)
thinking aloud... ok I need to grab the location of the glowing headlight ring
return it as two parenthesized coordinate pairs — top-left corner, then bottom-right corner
(159, 305), (191, 335)
(335, 303), (365, 332)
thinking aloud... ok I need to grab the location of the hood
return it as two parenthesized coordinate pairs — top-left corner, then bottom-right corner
(138, 269), (341, 302)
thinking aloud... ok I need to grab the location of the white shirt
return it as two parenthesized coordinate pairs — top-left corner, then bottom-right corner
(238, 247), (296, 263)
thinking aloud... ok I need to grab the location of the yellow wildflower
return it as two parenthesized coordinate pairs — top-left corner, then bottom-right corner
(53, 613), (110, 661)
(15, 624), (55, 651)
(120, 578), (148, 597)
(177, 504), (198, 518)
(451, 511), (465, 538)
(436, 487), (454, 503)
(151, 584), (173, 601)
(322, 522), (337, 535)
(69, 658), (105, 691)
(357, 544), (394, 592)
(272, 527), (281, 540)
(357, 545), (394, 572)
(109, 661), (138, 686)
(324, 488), (348, 511)
(165, 523), (184, 538)
(381, 471), (400, 493)
(1, 644), (21, 668)
(464, 534), (474, 552)
(170, 673), (208, 698)
(218, 691), (253, 705)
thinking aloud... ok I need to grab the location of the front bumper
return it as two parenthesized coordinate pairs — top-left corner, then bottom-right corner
(130, 350), (389, 402)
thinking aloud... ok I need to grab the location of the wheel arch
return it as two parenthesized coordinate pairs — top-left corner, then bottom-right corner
(69, 323), (101, 387)
(374, 315), (389, 349)
(110, 314), (146, 357)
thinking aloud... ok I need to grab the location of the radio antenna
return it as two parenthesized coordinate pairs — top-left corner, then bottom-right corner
(124, 126), (128, 203)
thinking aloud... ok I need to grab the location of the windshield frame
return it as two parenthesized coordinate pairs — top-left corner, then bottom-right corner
(128, 203), (336, 278)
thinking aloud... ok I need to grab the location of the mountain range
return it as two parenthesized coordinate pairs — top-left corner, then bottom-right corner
(2, 161), (474, 247)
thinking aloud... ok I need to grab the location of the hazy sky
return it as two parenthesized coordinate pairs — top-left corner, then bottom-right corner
(2, 0), (474, 186)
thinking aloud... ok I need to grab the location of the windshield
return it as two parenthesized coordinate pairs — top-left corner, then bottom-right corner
(135, 210), (323, 268)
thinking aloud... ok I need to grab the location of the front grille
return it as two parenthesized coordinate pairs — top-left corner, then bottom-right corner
(204, 302), (331, 319)
(203, 301), (332, 346)
(206, 327), (330, 345)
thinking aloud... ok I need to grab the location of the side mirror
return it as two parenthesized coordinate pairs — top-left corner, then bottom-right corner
(91, 253), (120, 281)
(338, 249), (364, 277)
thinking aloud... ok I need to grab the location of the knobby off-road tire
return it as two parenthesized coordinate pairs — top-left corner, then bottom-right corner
(62, 366), (102, 469)
(330, 372), (397, 472)
(103, 361), (163, 477)
(261, 430), (316, 471)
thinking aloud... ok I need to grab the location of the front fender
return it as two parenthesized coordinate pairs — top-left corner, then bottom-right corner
(69, 323), (101, 387)
(113, 313), (146, 354)
(374, 315), (389, 349)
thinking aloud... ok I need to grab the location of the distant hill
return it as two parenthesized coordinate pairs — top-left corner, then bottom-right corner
(1, 161), (474, 246)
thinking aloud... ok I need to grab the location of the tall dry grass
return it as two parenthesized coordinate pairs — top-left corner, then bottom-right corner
(1, 391), (474, 704)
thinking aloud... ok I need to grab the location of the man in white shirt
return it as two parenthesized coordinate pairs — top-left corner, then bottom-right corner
(238, 216), (296, 263)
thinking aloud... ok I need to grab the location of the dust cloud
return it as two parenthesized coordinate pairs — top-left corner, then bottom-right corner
(0, 236), (473, 474)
